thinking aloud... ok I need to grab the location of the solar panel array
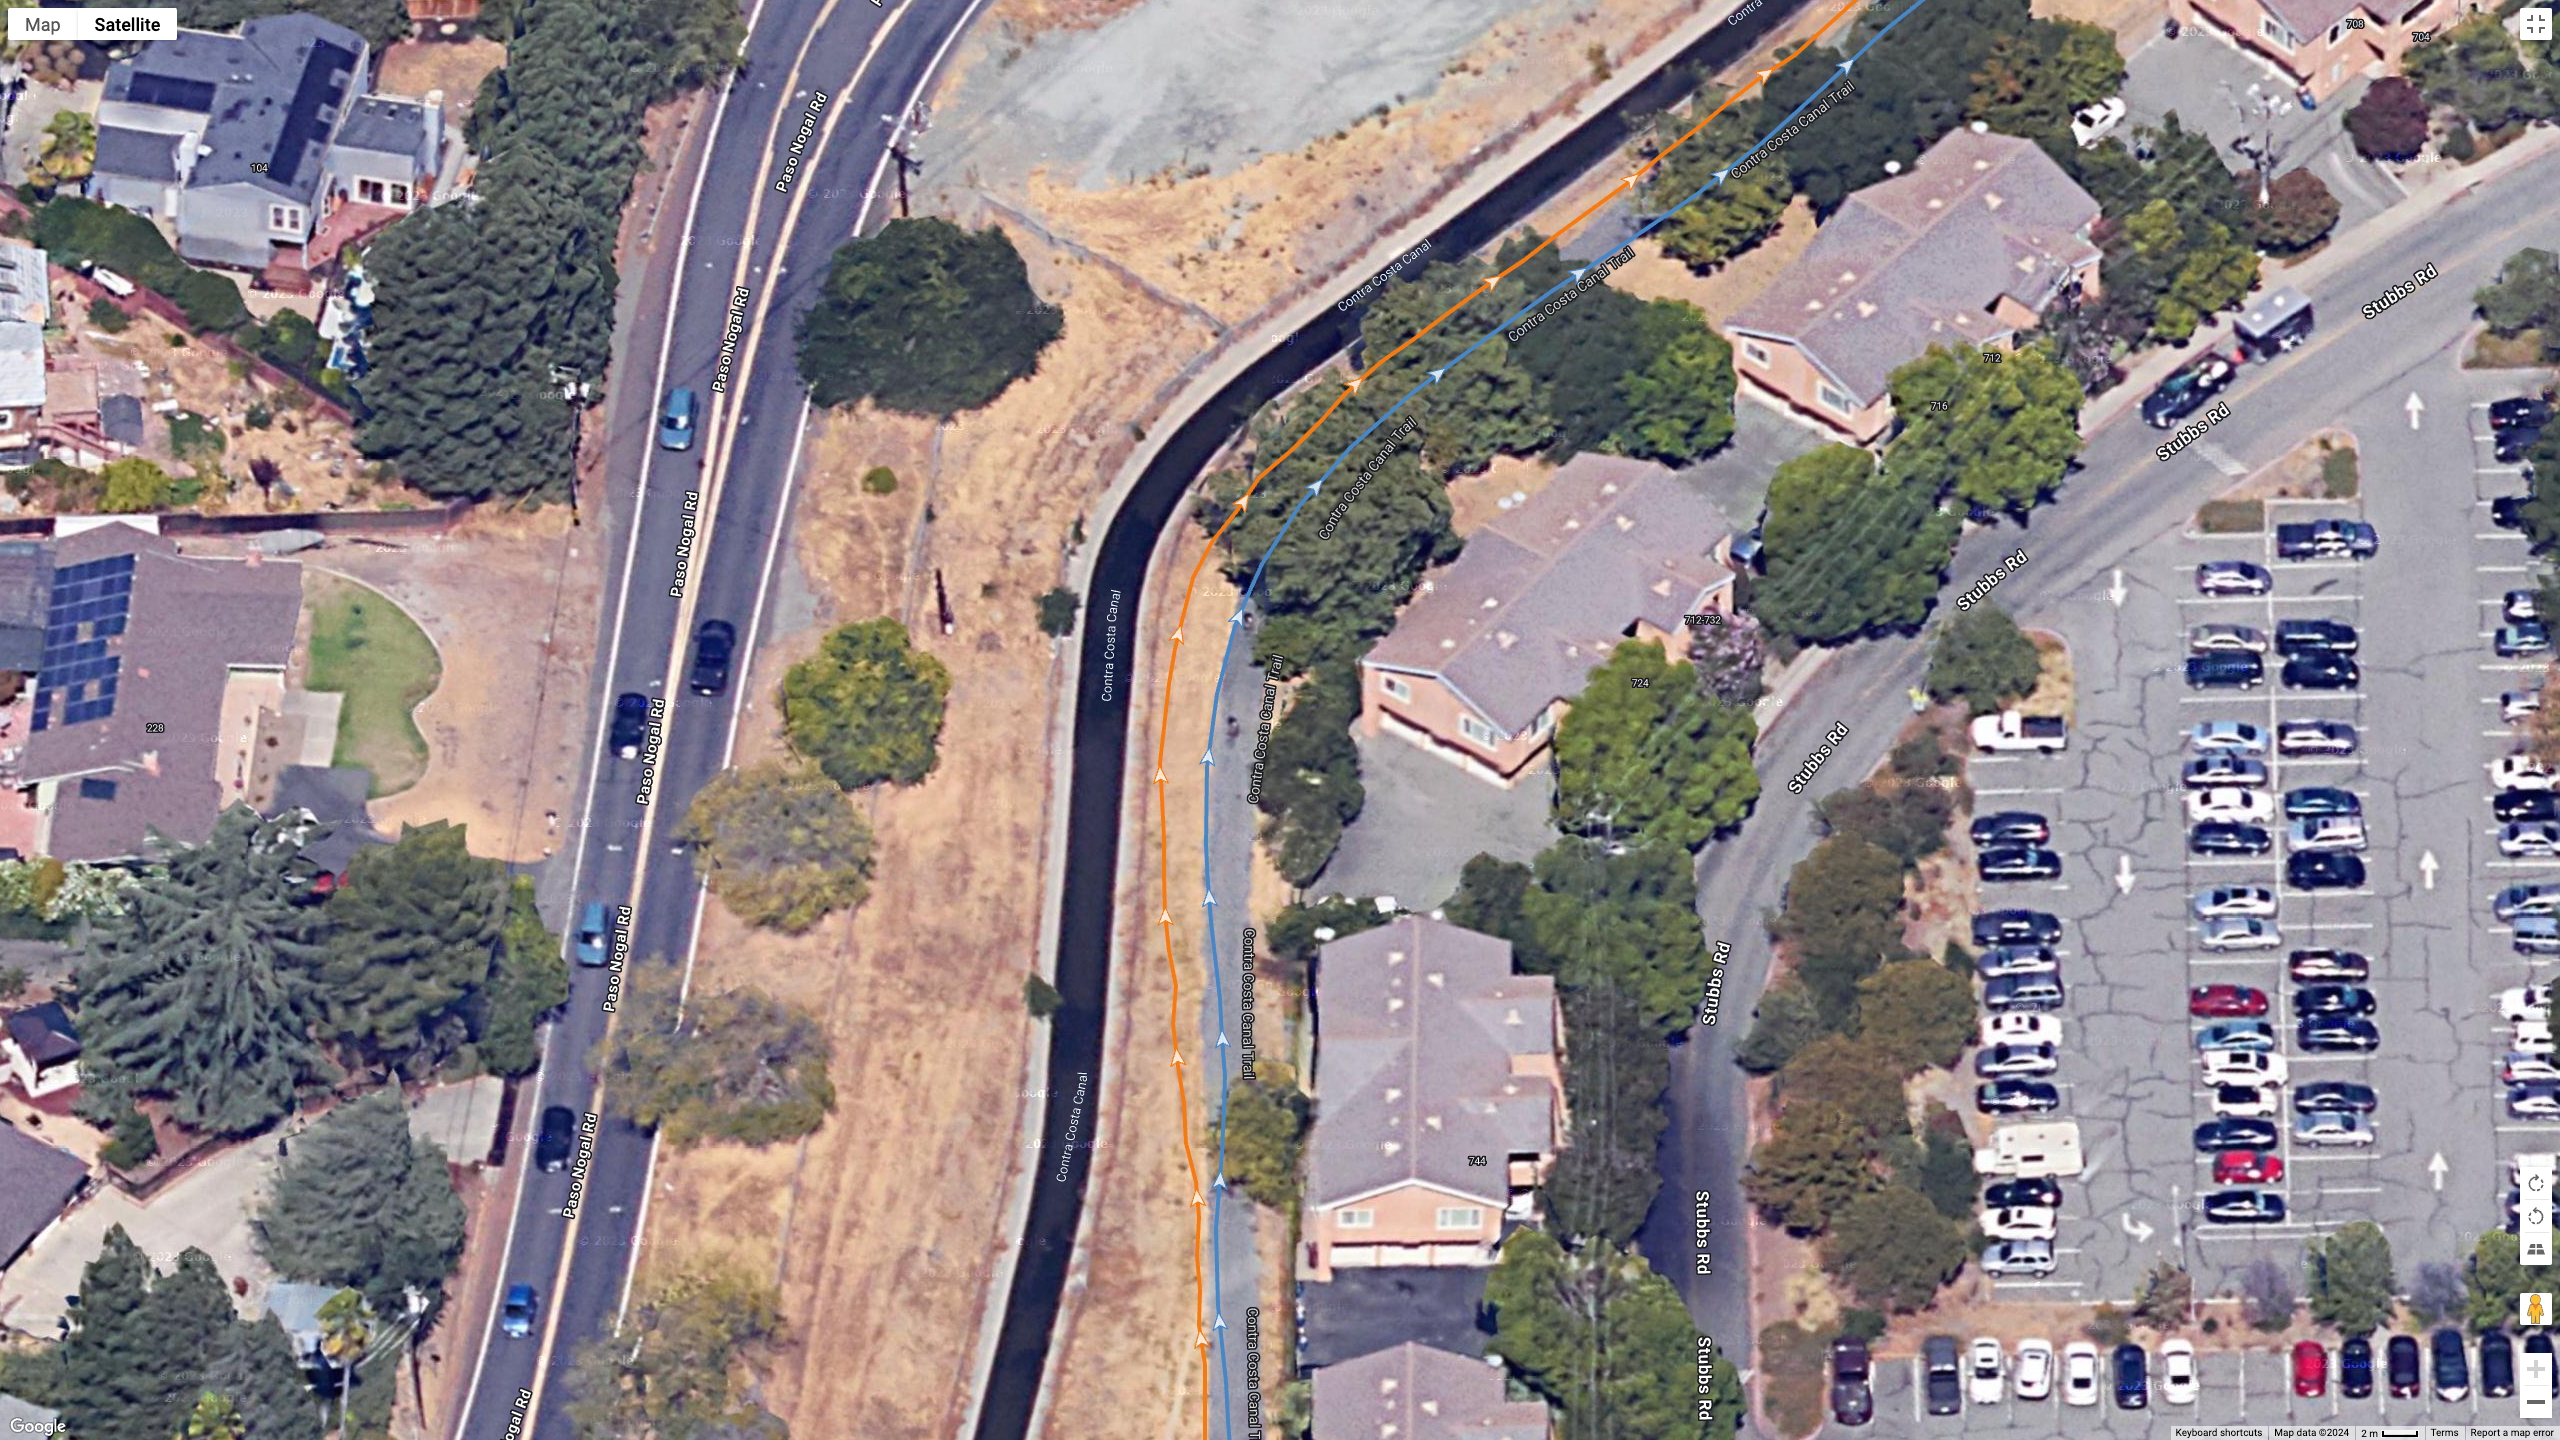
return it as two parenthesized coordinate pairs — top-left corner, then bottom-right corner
(30, 555), (136, 735)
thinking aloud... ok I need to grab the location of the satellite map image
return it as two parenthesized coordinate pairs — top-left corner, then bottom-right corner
(0, 0), (2554, 1438)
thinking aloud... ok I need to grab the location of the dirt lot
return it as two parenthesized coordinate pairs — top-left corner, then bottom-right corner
(291, 510), (599, 862)
(376, 38), (507, 130)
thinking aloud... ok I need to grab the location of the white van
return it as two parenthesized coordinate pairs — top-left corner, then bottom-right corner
(1973, 1121), (2085, 1178)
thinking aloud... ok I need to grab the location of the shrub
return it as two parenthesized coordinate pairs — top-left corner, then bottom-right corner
(1035, 586), (1078, 637)
(861, 465), (898, 494)
(780, 619), (952, 790)
(2441, 122), (2478, 162)
(2346, 77), (2430, 161)
(84, 297), (128, 332)
(1024, 973), (1062, 1018)
(2196, 498), (2265, 534)
(2321, 444), (2359, 499)
(100, 1105), (158, 1170)
(599, 966), (836, 1147)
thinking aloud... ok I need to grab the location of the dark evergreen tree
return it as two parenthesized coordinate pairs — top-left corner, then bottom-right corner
(254, 1089), (469, 1317)
(1544, 980), (1673, 1244)
(58, 1227), (185, 1440)
(796, 218), (1064, 416)
(204, 1316), (325, 1440)
(75, 808), (325, 1134)
(480, 878), (571, 1079)
(316, 821), (508, 1075)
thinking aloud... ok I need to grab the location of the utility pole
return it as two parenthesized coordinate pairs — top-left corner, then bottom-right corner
(888, 144), (921, 219)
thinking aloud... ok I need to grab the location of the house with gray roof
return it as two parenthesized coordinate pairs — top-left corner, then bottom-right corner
(14, 520), (304, 863)
(1724, 123), (2101, 444)
(0, 1123), (89, 1270)
(1312, 1342), (1550, 1440)
(87, 14), (442, 273)
(2, 1000), (80, 1099)
(0, 1394), (61, 1436)
(1359, 453), (1735, 787)
(1302, 916), (1563, 1282)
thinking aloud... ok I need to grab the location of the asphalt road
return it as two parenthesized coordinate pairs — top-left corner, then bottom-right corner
(444, 3), (998, 1436)
(1642, 141), (2560, 1414)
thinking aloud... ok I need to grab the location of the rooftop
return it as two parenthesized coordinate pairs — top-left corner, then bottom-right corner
(0, 1122), (88, 1267)
(333, 94), (431, 156)
(1310, 1342), (1550, 1440)
(101, 14), (367, 199)
(1727, 125), (2101, 406)
(5, 1000), (79, 1067)
(1364, 453), (1732, 733)
(1306, 916), (1557, 1210)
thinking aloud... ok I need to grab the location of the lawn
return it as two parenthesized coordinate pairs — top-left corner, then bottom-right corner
(303, 573), (440, 797)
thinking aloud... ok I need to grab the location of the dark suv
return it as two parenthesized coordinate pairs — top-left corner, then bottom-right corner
(2275, 618), (2358, 654)
(2480, 1329), (2515, 1399)
(1973, 910), (2062, 945)
(2433, 1327), (2470, 1401)
(1923, 1336), (1961, 1416)
(2186, 651), (2264, 690)
(687, 619), (737, 697)
(609, 692), (651, 759)
(1829, 1336), (1874, 1426)
(533, 1104), (578, 1173)
(2387, 1334), (2422, 1397)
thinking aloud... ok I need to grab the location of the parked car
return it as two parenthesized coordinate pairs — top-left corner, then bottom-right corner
(2142, 357), (2235, 428)
(2388, 1334), (2422, 1396)
(2289, 949), (2370, 982)
(2201, 1050), (2286, 1087)
(1829, 1337), (1874, 1427)
(2499, 985), (2553, 1023)
(1977, 944), (2061, 979)
(2481, 1329), (2515, 1399)
(2494, 493), (2531, 531)
(501, 1284), (539, 1339)
(2183, 754), (2269, 789)
(2186, 651), (2265, 690)
(2188, 786), (2276, 824)
(2189, 622), (2268, 653)
(2014, 1338), (2055, 1402)
(1976, 1079), (2063, 1115)
(573, 902), (610, 968)
(2293, 1340), (2328, 1397)
(2298, 1016), (2383, 1053)
(1980, 846), (2063, 882)
(1985, 1177), (2062, 1211)
(2287, 850), (2366, 890)
(2496, 882), (2560, 920)
(2193, 1118), (2279, 1152)
(2292, 1080), (2378, 1113)
(2112, 1343), (2148, 1409)
(2507, 688), (2546, 723)
(2294, 1111), (2377, 1147)
(1923, 1335), (1962, 1416)
(2493, 396), (2555, 431)
(1973, 910), (2063, 946)
(1982, 1238), (2056, 1277)
(2275, 718), (2358, 756)
(2191, 885), (2277, 918)
(2281, 652), (2360, 689)
(2503, 1051), (2560, 1083)
(2062, 1342), (2102, 1407)
(2505, 822), (2560, 858)
(1976, 1043), (2059, 1077)
(2508, 589), (2544, 622)
(1980, 1207), (2057, 1241)
(2195, 1022), (2279, 1054)
(2433, 1328), (2470, 1401)
(687, 619), (737, 697)
(2508, 1081), (2560, 1119)
(1981, 1013), (2062, 1048)
(2190, 821), (2273, 856)
(2494, 753), (2559, 792)
(2189, 719), (2269, 753)
(2275, 518), (2378, 558)
(2284, 786), (2362, 818)
(2190, 984), (2269, 1019)
(2202, 1189), (2288, 1224)
(2497, 789), (2560, 822)
(1970, 811), (2051, 845)
(2209, 1082), (2279, 1118)
(2275, 618), (2358, 654)
(2214, 1150), (2283, 1185)
(534, 1105), (579, 1173)
(2158, 1339), (2198, 1406)
(2069, 95), (2128, 147)
(2498, 621), (2553, 657)
(2195, 560), (2274, 595)
(609, 692), (651, 759)
(2199, 915), (2280, 951)
(2517, 913), (2560, 955)
(2340, 1335), (2374, 1400)
(1982, 974), (2065, 1013)
(2287, 814), (2366, 851)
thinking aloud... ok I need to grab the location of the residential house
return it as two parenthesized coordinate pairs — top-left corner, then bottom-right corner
(264, 1279), (343, 1367)
(0, 240), (48, 471)
(13, 520), (305, 863)
(1, 1001), (80, 1099)
(2174, 0), (2457, 102)
(87, 15), (443, 279)
(1303, 916), (1564, 1282)
(1724, 124), (2102, 443)
(263, 762), (388, 890)
(1359, 453), (1734, 787)
(0, 1123), (88, 1270)
(1311, 1342), (1550, 1440)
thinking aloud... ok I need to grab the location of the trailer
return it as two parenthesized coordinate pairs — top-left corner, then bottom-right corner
(2235, 286), (2315, 360)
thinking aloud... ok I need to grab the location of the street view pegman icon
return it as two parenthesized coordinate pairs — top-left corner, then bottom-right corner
(2525, 1292), (2553, 1328)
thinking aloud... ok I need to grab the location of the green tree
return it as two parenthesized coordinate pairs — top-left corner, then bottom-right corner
(781, 619), (952, 789)
(598, 965), (836, 1147)
(1545, 980), (1672, 1245)
(1754, 445), (1959, 644)
(1774, 835), (1910, 1017)
(1703, 1350), (1745, 1437)
(99, 456), (181, 514)
(57, 1227), (187, 1440)
(796, 218), (1063, 415)
(2242, 1256), (2296, 1331)
(1356, 253), (1554, 474)
(1492, 232), (1677, 457)
(1517, 843), (1716, 1031)
(1964, 19), (2124, 142)
(1854, 960), (1975, 1074)
(1927, 603), (2042, 714)
(1823, 1183), (1970, 1311)
(481, 878), (571, 1079)
(1777, 1035), (1911, 1143)
(1886, 345), (2083, 513)
(681, 761), (876, 933)
(1614, 311), (1737, 462)
(1744, 1103), (1880, 1233)
(1484, 1231), (1699, 1440)
(313, 821), (507, 1075)
(315, 1288), (372, 1440)
(2476, 248), (2560, 364)
(1023, 973), (1063, 1018)
(1211, 1066), (1310, 1208)
(1814, 779), (1954, 866)
(31, 110), (95, 193)
(174, 0), (415, 52)
(564, 1260), (787, 1440)
(254, 1089), (468, 1317)
(2308, 1221), (2396, 1336)
(1644, 94), (1792, 272)
(1735, 977), (1825, 1073)
(2467, 1229), (2530, 1331)
(1035, 587), (1078, 636)
(1553, 640), (1760, 851)
(2406, 16), (2560, 135)
(75, 808), (325, 1135)
(2123, 197), (2259, 342)
(203, 1316), (324, 1440)
(1902, 1107), (1977, 1220)
(1257, 663), (1367, 887)
(184, 1391), (244, 1440)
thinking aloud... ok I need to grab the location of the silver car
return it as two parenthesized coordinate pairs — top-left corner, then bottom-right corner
(2189, 622), (2269, 653)
(2293, 1111), (2376, 1147)
(2183, 754), (2270, 789)
(2188, 720), (2269, 754)
(2200, 916), (2282, 951)
(1981, 1238), (2056, 1277)
(2192, 886), (2278, 919)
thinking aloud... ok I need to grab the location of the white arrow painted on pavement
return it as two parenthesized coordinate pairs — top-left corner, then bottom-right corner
(2108, 568), (2128, 608)
(2120, 1212), (2155, 1244)
(2421, 850), (2439, 890)
(2430, 1151), (2449, 1190)
(2407, 391), (2426, 430)
(2115, 854), (2136, 895)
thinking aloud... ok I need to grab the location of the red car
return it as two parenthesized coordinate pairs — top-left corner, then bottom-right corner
(2293, 1340), (2328, 1397)
(2215, 1150), (2284, 1185)
(2190, 984), (2270, 1018)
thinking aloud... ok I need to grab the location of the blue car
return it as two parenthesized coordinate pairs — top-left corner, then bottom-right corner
(500, 1283), (538, 1339)
(658, 387), (697, 451)
(574, 902), (609, 967)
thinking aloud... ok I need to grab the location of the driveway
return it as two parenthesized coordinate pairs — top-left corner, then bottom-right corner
(2119, 32), (2407, 231)
(0, 1131), (284, 1337)
(1320, 728), (1555, 906)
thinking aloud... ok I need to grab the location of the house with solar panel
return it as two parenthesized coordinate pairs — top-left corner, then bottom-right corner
(87, 14), (444, 284)
(5, 520), (303, 863)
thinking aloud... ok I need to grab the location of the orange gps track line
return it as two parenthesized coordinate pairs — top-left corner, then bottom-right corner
(1144, 5), (1864, 1435)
